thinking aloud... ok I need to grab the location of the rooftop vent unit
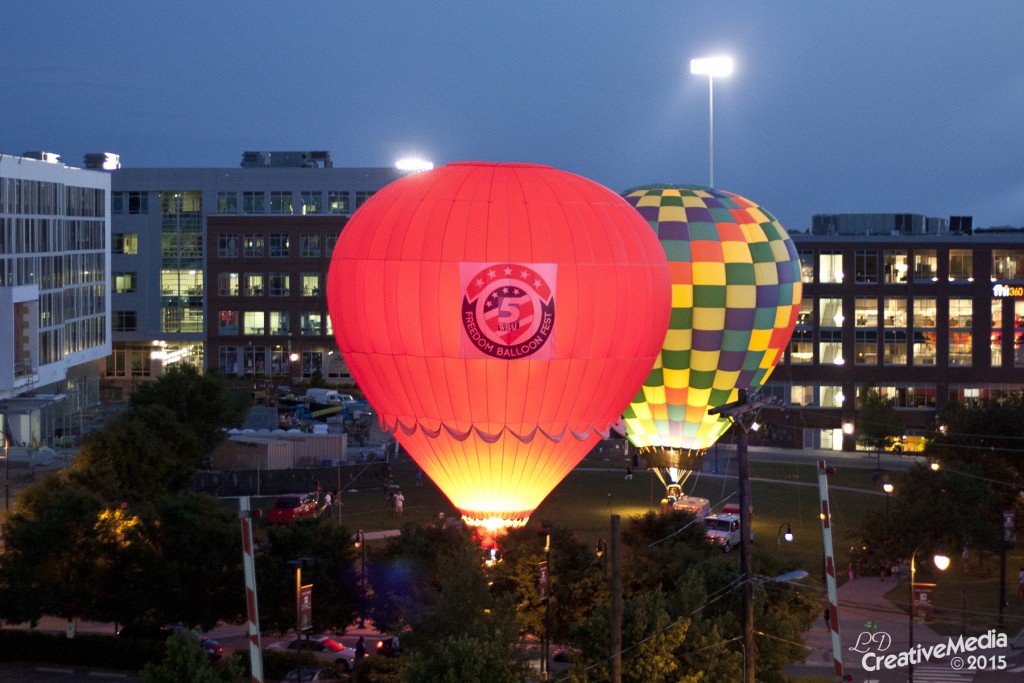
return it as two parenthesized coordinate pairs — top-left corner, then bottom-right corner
(22, 151), (62, 164)
(83, 152), (121, 170)
(241, 151), (333, 169)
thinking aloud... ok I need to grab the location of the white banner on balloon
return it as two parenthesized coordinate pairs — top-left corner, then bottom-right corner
(460, 262), (557, 360)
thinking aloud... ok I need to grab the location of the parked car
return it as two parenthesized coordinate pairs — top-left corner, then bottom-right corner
(375, 634), (401, 658)
(117, 623), (223, 660)
(550, 646), (582, 673)
(265, 494), (319, 524)
(280, 666), (350, 682)
(267, 636), (357, 671)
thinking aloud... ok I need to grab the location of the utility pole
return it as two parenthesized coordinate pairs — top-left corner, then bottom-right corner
(709, 389), (772, 683)
(610, 514), (622, 683)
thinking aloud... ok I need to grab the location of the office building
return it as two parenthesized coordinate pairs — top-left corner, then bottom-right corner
(107, 151), (405, 392)
(0, 151), (110, 446)
(762, 213), (1024, 450)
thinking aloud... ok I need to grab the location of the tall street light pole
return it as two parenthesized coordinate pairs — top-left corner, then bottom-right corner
(690, 56), (734, 188)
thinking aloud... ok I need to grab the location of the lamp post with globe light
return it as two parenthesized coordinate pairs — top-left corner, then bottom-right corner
(909, 548), (949, 683)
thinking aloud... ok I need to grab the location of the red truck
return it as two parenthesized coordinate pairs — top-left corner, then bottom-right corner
(265, 494), (319, 524)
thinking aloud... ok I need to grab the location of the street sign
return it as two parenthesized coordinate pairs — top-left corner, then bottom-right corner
(299, 584), (313, 631)
(539, 561), (549, 600)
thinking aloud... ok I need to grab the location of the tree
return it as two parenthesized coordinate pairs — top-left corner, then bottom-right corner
(856, 385), (904, 467)
(142, 631), (243, 683)
(130, 364), (249, 449)
(68, 405), (205, 504)
(399, 633), (528, 683)
(0, 367), (251, 629)
(256, 519), (360, 634)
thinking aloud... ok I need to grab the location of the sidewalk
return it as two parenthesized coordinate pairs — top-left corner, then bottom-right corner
(790, 572), (1022, 682)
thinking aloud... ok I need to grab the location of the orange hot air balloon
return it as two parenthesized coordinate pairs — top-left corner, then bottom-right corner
(327, 162), (671, 530)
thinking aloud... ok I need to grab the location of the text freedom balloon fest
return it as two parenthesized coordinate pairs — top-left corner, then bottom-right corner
(327, 162), (672, 530)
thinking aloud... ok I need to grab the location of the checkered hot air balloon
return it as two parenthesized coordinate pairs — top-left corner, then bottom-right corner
(620, 185), (801, 489)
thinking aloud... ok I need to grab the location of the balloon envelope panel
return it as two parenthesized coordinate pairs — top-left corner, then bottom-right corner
(328, 162), (671, 528)
(621, 185), (801, 452)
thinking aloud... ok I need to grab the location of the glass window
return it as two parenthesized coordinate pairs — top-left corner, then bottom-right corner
(219, 346), (239, 375)
(268, 311), (289, 335)
(301, 312), (323, 335)
(356, 190), (375, 208)
(302, 350), (323, 378)
(884, 250), (909, 284)
(244, 273), (264, 297)
(992, 250), (1024, 281)
(218, 234), (239, 257)
(300, 191), (322, 215)
(302, 273), (321, 296)
(914, 298), (937, 328)
(884, 330), (907, 365)
(790, 385), (815, 406)
(326, 233), (339, 257)
(243, 234), (264, 257)
(218, 272), (239, 296)
(949, 298), (972, 328)
(949, 331), (972, 366)
(113, 232), (138, 255)
(127, 192), (148, 214)
(820, 385), (845, 408)
(300, 234), (321, 258)
(112, 311), (137, 331)
(244, 311), (265, 335)
(796, 298), (813, 326)
(914, 250), (938, 282)
(913, 331), (936, 366)
(788, 329), (812, 365)
(818, 252), (843, 283)
(219, 311), (239, 335)
(854, 298), (877, 327)
(819, 330), (843, 366)
(269, 272), (290, 296)
(992, 299), (1003, 367)
(270, 191), (293, 215)
(217, 192), (238, 214)
(328, 191), (350, 214)
(883, 297), (907, 327)
(854, 250), (878, 284)
(949, 249), (973, 282)
(243, 191), (265, 214)
(855, 330), (878, 365)
(819, 297), (844, 327)
(269, 234), (290, 258)
(1015, 300), (1024, 367)
(244, 346), (266, 374)
(113, 272), (137, 293)
(798, 249), (814, 284)
(112, 193), (124, 214)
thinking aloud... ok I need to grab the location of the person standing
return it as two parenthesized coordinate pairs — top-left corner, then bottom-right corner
(323, 491), (333, 517)
(394, 490), (405, 516)
(355, 636), (366, 666)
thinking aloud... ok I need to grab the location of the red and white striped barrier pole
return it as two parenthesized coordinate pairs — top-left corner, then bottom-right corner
(817, 460), (846, 682)
(240, 496), (264, 683)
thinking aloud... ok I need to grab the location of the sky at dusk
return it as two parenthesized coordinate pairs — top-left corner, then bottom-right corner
(3, 1), (1023, 230)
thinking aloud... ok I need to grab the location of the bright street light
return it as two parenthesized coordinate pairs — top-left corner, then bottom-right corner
(690, 55), (734, 187)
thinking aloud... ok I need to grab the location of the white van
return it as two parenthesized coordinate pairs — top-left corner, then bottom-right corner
(703, 513), (742, 552)
(304, 388), (342, 405)
(672, 496), (711, 521)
